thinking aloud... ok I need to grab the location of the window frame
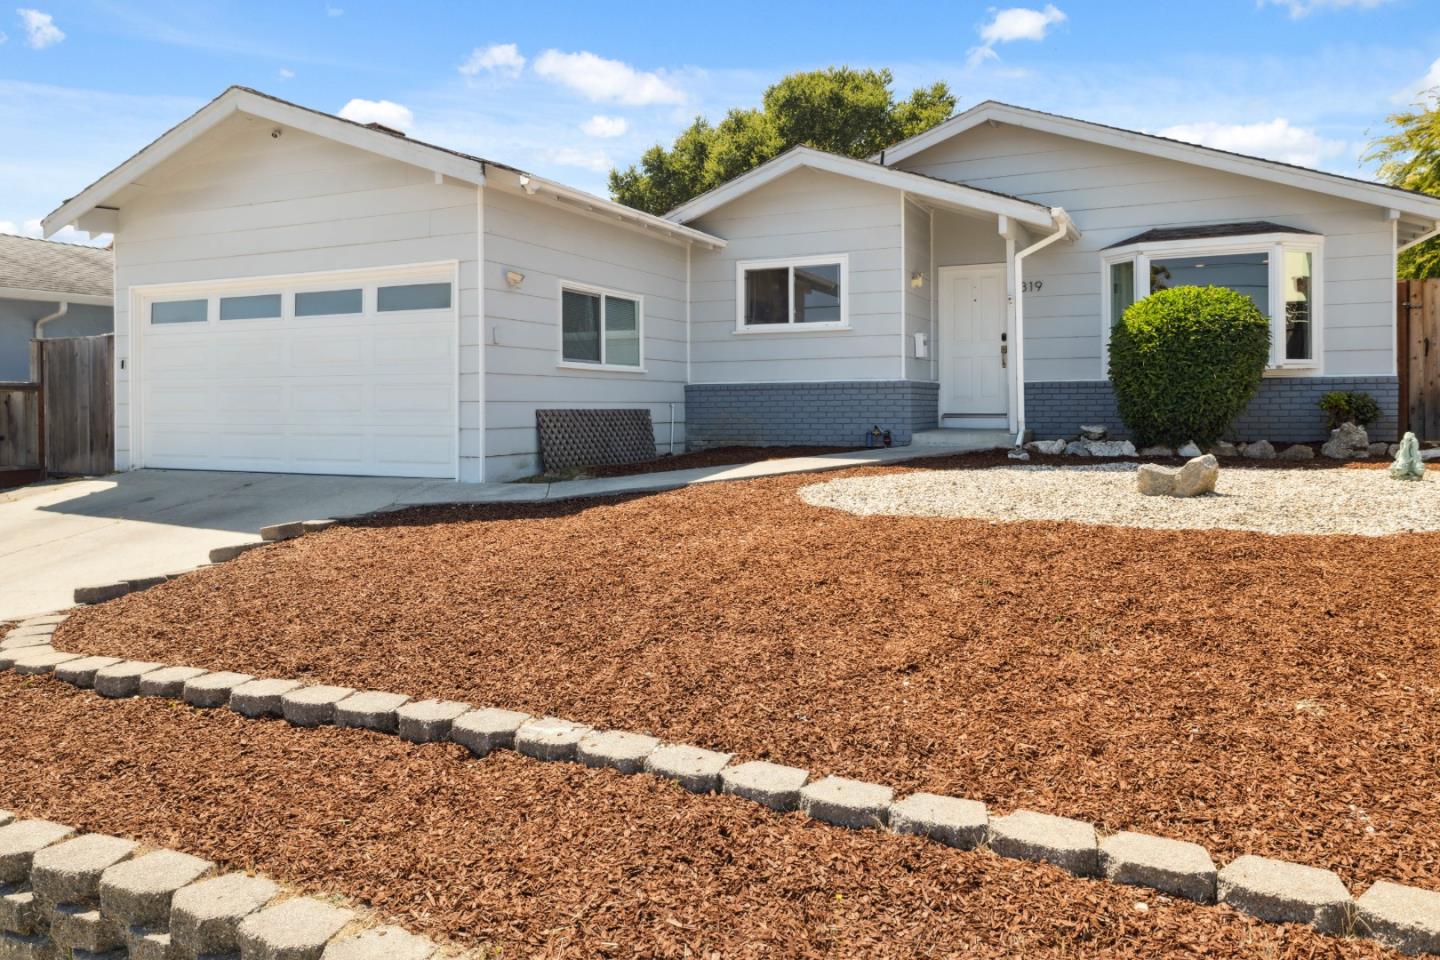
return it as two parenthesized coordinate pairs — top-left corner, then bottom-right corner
(1100, 232), (1324, 374)
(734, 253), (851, 334)
(555, 279), (646, 373)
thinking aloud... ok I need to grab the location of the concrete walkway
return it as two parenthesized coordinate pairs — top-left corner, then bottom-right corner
(0, 439), (999, 620)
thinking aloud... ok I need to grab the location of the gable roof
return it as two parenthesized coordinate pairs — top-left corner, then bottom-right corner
(879, 101), (1440, 233)
(0, 234), (112, 302)
(664, 146), (1066, 232)
(42, 86), (723, 249)
(1106, 220), (1319, 249)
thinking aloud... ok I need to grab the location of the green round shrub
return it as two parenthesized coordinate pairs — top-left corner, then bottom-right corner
(1108, 286), (1270, 448)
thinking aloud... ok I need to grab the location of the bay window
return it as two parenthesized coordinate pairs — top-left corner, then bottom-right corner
(736, 254), (849, 331)
(560, 283), (643, 370)
(1102, 233), (1321, 370)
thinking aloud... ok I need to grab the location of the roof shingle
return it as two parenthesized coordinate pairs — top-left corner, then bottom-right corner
(0, 234), (112, 299)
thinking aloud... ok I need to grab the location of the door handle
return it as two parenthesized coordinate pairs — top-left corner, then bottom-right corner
(1001, 343), (1008, 368)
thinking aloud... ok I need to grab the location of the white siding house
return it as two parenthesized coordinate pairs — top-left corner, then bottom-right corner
(42, 90), (1440, 482)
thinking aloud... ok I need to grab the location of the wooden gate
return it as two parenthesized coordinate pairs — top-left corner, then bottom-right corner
(0, 381), (43, 487)
(1399, 279), (1440, 441)
(33, 334), (114, 476)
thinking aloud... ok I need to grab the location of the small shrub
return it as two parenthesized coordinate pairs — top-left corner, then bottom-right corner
(1108, 286), (1270, 448)
(1318, 390), (1380, 429)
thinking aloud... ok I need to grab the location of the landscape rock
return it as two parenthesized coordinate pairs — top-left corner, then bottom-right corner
(1217, 854), (1352, 933)
(798, 776), (893, 830)
(576, 730), (660, 775)
(1391, 432), (1426, 482)
(1242, 439), (1276, 460)
(1423, 447), (1440, 462)
(643, 744), (733, 793)
(182, 672), (255, 709)
(332, 691), (410, 733)
(1357, 880), (1440, 955)
(229, 678), (303, 718)
(719, 761), (810, 812)
(1079, 424), (1108, 440)
(1025, 439), (1067, 456)
(449, 708), (531, 756)
(1369, 442), (1391, 457)
(236, 896), (353, 960)
(1136, 464), (1176, 496)
(1177, 442), (1203, 457)
(1099, 831), (1217, 902)
(1279, 444), (1314, 461)
(988, 810), (1099, 876)
(99, 849), (213, 927)
(1210, 441), (1239, 457)
(1064, 441), (1090, 456)
(1138, 445), (1174, 458)
(1322, 421), (1370, 460)
(396, 699), (472, 743)
(1085, 439), (1137, 457)
(1173, 454), (1220, 497)
(888, 793), (988, 849)
(259, 521), (305, 542)
(1006, 448), (1030, 461)
(169, 873), (279, 956)
(208, 542), (263, 563)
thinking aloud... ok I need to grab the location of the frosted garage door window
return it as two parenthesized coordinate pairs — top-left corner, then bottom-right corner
(219, 294), (281, 321)
(295, 288), (363, 316)
(377, 282), (451, 312)
(151, 299), (207, 324)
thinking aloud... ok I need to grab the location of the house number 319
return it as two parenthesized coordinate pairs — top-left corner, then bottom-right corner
(1022, 280), (1044, 292)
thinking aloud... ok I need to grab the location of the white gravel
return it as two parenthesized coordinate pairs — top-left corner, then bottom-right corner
(797, 463), (1440, 536)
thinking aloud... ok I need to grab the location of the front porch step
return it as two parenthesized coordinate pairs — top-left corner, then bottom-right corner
(910, 428), (1013, 449)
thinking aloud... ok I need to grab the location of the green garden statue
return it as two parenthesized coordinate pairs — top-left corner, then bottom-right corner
(1390, 432), (1425, 481)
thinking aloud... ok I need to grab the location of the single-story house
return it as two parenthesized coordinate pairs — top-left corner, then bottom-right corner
(42, 87), (1440, 482)
(0, 234), (113, 381)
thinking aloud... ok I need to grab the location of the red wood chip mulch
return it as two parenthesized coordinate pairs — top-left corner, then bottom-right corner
(56, 457), (1440, 891)
(0, 676), (1395, 959)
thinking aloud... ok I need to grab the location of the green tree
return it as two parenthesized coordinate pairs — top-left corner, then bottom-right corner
(1365, 93), (1440, 278)
(609, 68), (956, 215)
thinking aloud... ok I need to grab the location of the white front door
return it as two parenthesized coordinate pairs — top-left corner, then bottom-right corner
(938, 264), (1008, 427)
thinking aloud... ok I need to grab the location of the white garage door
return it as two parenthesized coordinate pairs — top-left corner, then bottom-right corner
(136, 265), (457, 478)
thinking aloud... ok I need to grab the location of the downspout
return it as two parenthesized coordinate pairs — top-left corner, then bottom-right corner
(1011, 208), (1074, 447)
(34, 301), (69, 339)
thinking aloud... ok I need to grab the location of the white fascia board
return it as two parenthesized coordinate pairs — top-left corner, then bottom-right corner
(666, 147), (1056, 230)
(882, 102), (1440, 222)
(43, 88), (487, 239)
(0, 286), (112, 306)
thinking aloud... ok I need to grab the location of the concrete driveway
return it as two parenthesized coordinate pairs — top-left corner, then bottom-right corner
(0, 470), (435, 620)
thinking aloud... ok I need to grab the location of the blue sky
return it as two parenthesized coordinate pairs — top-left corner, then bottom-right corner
(3, 0), (1440, 244)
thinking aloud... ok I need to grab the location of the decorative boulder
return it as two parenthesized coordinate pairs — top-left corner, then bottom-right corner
(1136, 464), (1176, 496)
(1177, 441), (1203, 458)
(1241, 440), (1276, 460)
(1135, 454), (1218, 498)
(1210, 441), (1239, 457)
(1007, 447), (1030, 461)
(1085, 439), (1137, 457)
(1025, 438), (1067, 456)
(1065, 441), (1091, 456)
(1279, 444), (1314, 461)
(1139, 445), (1174, 458)
(1079, 424), (1108, 440)
(1391, 432), (1425, 481)
(1321, 422), (1370, 459)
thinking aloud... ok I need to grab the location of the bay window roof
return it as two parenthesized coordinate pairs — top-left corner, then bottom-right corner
(1106, 221), (1320, 249)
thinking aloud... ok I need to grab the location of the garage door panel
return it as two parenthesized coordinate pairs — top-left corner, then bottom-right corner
(290, 384), (367, 415)
(373, 382), (452, 416)
(143, 383), (213, 422)
(288, 336), (367, 372)
(375, 330), (453, 365)
(146, 339), (212, 376)
(371, 429), (455, 469)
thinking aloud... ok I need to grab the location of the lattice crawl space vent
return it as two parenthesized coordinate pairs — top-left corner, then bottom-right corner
(536, 409), (656, 472)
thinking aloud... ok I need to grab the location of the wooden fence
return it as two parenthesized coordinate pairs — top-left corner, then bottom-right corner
(0, 334), (114, 481)
(1399, 279), (1440, 441)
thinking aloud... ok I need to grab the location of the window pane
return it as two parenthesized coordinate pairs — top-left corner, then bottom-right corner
(377, 282), (451, 312)
(1109, 260), (1135, 326)
(604, 296), (640, 367)
(1150, 251), (1269, 315)
(1283, 250), (1312, 361)
(562, 289), (602, 363)
(150, 299), (207, 324)
(219, 293), (281, 321)
(744, 268), (789, 325)
(794, 263), (842, 324)
(295, 288), (363, 316)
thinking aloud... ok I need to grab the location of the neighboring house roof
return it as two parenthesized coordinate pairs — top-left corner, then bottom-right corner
(0, 233), (112, 303)
(42, 86), (724, 250)
(1106, 221), (1320, 249)
(665, 146), (1066, 233)
(877, 101), (1440, 246)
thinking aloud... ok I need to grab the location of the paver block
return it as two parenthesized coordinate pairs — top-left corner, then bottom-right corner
(31, 834), (138, 904)
(1217, 854), (1352, 933)
(988, 810), (1099, 876)
(720, 761), (810, 812)
(1358, 880), (1440, 955)
(125, 576), (167, 592)
(281, 686), (356, 727)
(0, 890), (39, 936)
(138, 666), (208, 699)
(798, 777), (894, 830)
(301, 520), (337, 534)
(10, 649), (81, 676)
(0, 931), (54, 959)
(208, 542), (263, 564)
(92, 661), (165, 698)
(69, 947), (127, 960)
(100, 849), (214, 927)
(53, 657), (123, 689)
(0, 647), (52, 671)
(396, 700), (472, 744)
(0, 821), (76, 883)
(0, 635), (52, 652)
(236, 896), (354, 960)
(889, 793), (988, 850)
(1099, 831), (1217, 903)
(229, 679), (303, 718)
(20, 616), (67, 628)
(3, 625), (55, 642)
(332, 692), (410, 733)
(450, 708), (532, 756)
(321, 925), (434, 960)
(49, 905), (122, 953)
(170, 873), (279, 956)
(183, 672), (256, 709)
(124, 928), (172, 960)
(0, 816), (9, 829)
(514, 717), (593, 762)
(73, 582), (131, 605)
(577, 730), (659, 774)
(643, 744), (733, 793)
(259, 522), (305, 542)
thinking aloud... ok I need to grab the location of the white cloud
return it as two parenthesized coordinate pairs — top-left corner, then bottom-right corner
(544, 147), (611, 173)
(0, 30), (7, 43)
(325, 4), (343, 16)
(338, 98), (414, 131)
(581, 115), (628, 138)
(1158, 118), (1347, 168)
(968, 5), (1065, 67)
(533, 49), (685, 106)
(278, 67), (295, 80)
(460, 42), (526, 80)
(1396, 56), (1440, 103)
(17, 8), (64, 49)
(1260, 0), (1394, 18)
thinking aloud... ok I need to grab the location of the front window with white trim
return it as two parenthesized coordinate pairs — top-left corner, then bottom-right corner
(736, 255), (849, 331)
(1102, 234), (1321, 368)
(560, 284), (642, 369)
